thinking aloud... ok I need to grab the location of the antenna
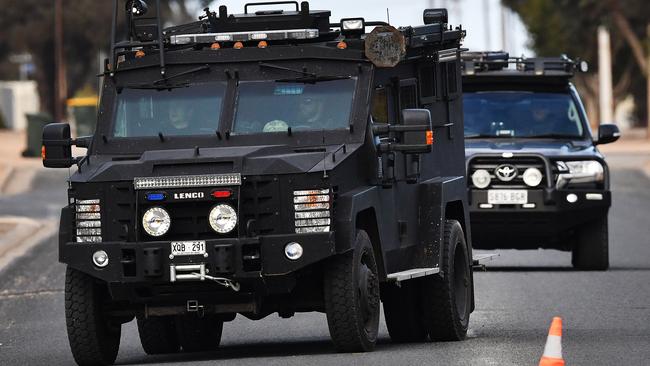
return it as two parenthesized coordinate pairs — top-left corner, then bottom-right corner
(386, 8), (390, 24)
(322, 129), (328, 178)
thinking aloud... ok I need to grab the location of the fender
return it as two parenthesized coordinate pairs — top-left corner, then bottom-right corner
(334, 185), (384, 254)
(418, 176), (472, 269)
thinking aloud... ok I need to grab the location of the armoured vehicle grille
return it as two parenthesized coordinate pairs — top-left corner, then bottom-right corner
(239, 177), (281, 236)
(468, 156), (547, 188)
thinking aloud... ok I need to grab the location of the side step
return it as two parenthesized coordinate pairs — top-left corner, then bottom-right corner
(387, 268), (440, 283)
(472, 253), (500, 271)
(387, 253), (500, 282)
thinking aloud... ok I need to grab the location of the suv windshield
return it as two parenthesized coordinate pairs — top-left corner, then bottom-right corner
(463, 92), (585, 139)
(113, 82), (226, 137)
(232, 78), (356, 134)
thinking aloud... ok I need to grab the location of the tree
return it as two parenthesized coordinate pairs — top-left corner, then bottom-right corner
(0, 0), (212, 117)
(503, 0), (649, 128)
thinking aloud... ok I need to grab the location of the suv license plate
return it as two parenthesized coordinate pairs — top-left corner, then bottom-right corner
(487, 190), (528, 205)
(171, 241), (206, 256)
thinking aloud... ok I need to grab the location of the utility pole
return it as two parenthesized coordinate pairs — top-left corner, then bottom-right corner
(500, 3), (507, 51)
(598, 26), (614, 125)
(483, 0), (491, 50)
(54, 0), (67, 121)
(647, 24), (650, 139)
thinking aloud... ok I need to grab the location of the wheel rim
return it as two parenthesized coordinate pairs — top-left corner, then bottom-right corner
(453, 240), (469, 320)
(357, 249), (379, 335)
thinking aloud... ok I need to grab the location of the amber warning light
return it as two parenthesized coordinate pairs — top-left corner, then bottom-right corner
(426, 130), (434, 145)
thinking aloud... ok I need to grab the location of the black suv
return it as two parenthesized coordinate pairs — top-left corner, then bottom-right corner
(462, 52), (620, 270)
(42, 2), (475, 364)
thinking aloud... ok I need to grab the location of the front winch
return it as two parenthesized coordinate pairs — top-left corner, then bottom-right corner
(169, 263), (240, 291)
(169, 263), (206, 282)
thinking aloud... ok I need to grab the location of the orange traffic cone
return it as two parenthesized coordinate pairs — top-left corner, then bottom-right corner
(539, 317), (565, 366)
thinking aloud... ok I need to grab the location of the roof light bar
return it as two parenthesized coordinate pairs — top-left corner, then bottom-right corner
(170, 29), (319, 45)
(134, 173), (241, 190)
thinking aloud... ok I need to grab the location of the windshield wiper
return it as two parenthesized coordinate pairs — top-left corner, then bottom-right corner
(526, 133), (582, 139)
(465, 134), (513, 139)
(275, 75), (352, 84)
(118, 82), (190, 91)
(152, 64), (210, 85)
(259, 62), (316, 77)
(117, 64), (210, 90)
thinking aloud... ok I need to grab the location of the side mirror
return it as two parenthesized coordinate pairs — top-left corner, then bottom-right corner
(596, 123), (620, 145)
(373, 109), (434, 154)
(42, 123), (74, 168)
(402, 109), (433, 149)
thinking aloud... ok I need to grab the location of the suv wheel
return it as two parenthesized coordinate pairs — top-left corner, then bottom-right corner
(420, 220), (471, 341)
(65, 267), (121, 366)
(175, 314), (223, 352)
(324, 230), (380, 352)
(137, 315), (180, 354)
(572, 215), (609, 270)
(382, 281), (427, 343)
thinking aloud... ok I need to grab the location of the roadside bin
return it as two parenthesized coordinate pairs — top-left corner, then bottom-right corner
(23, 112), (52, 157)
(67, 97), (98, 137)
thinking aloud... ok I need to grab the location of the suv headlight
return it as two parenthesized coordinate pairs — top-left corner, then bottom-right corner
(556, 160), (604, 188)
(522, 167), (543, 187)
(471, 169), (491, 189)
(142, 207), (171, 237)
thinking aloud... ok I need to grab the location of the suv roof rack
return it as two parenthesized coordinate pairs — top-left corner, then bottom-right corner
(461, 51), (589, 77)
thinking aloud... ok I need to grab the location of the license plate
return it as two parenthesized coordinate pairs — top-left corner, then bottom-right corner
(487, 190), (528, 204)
(171, 241), (206, 256)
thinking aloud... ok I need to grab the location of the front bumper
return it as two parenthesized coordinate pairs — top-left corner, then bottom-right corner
(60, 232), (335, 285)
(468, 188), (610, 248)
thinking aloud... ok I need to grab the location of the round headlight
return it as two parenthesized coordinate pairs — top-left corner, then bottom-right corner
(142, 207), (171, 237)
(471, 169), (491, 189)
(523, 167), (543, 187)
(209, 204), (237, 234)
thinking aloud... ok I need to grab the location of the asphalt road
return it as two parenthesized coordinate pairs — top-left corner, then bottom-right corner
(0, 165), (649, 366)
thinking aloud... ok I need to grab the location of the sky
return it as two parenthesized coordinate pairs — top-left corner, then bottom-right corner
(193, 0), (533, 56)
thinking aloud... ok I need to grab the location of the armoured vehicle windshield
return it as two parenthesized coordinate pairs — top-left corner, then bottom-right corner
(233, 78), (356, 134)
(464, 92), (585, 139)
(114, 82), (227, 137)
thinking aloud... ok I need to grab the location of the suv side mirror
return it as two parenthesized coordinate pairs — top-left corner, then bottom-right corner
(42, 123), (74, 168)
(596, 124), (620, 145)
(373, 109), (434, 154)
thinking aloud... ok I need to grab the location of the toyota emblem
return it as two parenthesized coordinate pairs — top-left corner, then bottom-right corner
(495, 164), (517, 181)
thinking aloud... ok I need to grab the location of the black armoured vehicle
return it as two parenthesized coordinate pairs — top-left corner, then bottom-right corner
(462, 52), (620, 270)
(42, 1), (475, 364)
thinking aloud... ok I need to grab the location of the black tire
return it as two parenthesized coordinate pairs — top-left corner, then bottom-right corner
(324, 230), (380, 352)
(175, 314), (223, 352)
(420, 220), (471, 341)
(572, 215), (609, 270)
(137, 315), (180, 355)
(65, 267), (121, 366)
(382, 281), (427, 343)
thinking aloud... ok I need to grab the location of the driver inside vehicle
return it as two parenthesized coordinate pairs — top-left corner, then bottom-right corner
(167, 105), (193, 132)
(527, 103), (554, 135)
(262, 96), (332, 132)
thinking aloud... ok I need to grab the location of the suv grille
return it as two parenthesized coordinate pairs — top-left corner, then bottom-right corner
(468, 156), (547, 188)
